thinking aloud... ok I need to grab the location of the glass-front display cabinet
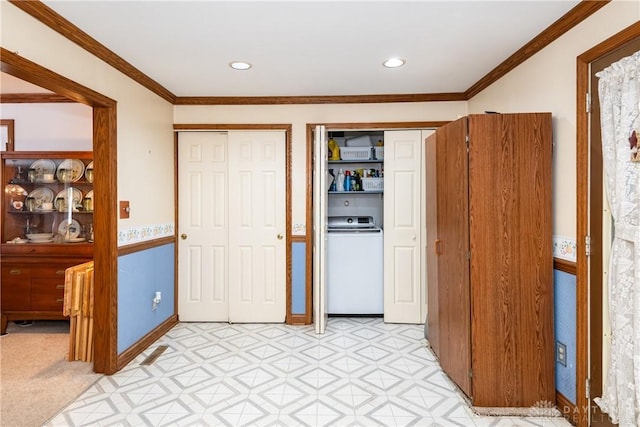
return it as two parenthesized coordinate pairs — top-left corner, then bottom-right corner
(1, 151), (94, 334)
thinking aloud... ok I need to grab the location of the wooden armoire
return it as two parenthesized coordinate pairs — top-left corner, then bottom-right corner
(425, 113), (555, 408)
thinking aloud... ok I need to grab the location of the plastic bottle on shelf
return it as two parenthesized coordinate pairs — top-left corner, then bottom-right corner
(335, 169), (345, 192)
(328, 138), (340, 161)
(344, 170), (352, 192)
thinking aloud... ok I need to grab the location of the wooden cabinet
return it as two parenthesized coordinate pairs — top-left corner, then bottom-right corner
(1, 151), (93, 334)
(425, 113), (555, 408)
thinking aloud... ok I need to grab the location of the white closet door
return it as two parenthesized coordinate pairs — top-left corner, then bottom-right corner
(178, 132), (229, 321)
(383, 130), (426, 323)
(228, 131), (286, 323)
(313, 125), (328, 334)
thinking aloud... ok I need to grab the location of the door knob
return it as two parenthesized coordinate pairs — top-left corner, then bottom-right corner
(181, 233), (187, 240)
(277, 234), (283, 240)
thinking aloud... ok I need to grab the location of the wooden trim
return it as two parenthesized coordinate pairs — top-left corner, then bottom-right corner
(92, 105), (118, 375)
(8, 0), (175, 104)
(576, 20), (640, 427)
(554, 258), (577, 275)
(288, 314), (309, 325)
(1, 119), (14, 151)
(465, 0), (610, 99)
(290, 235), (306, 243)
(174, 123), (296, 131)
(173, 132), (179, 319)
(1, 93), (75, 103)
(117, 236), (177, 256)
(117, 314), (179, 371)
(0, 48), (116, 107)
(305, 124), (314, 325)
(283, 125), (293, 324)
(307, 121), (449, 130)
(557, 391), (579, 426)
(174, 93), (468, 106)
(1, 47), (119, 375)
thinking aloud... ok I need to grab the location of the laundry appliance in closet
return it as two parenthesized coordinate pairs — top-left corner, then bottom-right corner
(327, 215), (383, 314)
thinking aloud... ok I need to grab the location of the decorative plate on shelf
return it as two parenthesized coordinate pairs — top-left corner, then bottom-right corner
(58, 219), (81, 240)
(65, 237), (86, 243)
(55, 187), (83, 211)
(30, 159), (56, 176)
(56, 159), (85, 183)
(27, 187), (54, 210)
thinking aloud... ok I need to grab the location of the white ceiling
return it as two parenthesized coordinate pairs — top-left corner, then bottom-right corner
(6, 1), (581, 97)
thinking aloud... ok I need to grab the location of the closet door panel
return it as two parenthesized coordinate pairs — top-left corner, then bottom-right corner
(436, 117), (471, 397)
(468, 113), (554, 406)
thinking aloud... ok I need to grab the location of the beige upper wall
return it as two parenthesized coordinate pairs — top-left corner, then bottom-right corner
(468, 0), (640, 238)
(174, 101), (468, 234)
(1, 2), (175, 240)
(1, 103), (92, 151)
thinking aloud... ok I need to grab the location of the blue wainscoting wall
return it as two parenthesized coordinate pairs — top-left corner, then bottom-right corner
(291, 241), (306, 315)
(118, 243), (175, 354)
(554, 269), (577, 404)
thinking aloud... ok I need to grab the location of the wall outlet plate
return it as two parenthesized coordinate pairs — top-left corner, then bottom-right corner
(556, 341), (567, 366)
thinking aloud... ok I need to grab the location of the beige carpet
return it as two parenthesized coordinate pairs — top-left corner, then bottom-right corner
(0, 320), (102, 427)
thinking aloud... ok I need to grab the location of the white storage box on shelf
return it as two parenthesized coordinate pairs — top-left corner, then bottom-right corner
(340, 146), (372, 161)
(345, 135), (372, 147)
(374, 146), (384, 160)
(362, 177), (384, 191)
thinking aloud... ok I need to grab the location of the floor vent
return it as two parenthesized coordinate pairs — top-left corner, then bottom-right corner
(140, 345), (168, 365)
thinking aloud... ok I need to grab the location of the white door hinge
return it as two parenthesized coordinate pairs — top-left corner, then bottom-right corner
(585, 235), (591, 257)
(586, 92), (591, 114)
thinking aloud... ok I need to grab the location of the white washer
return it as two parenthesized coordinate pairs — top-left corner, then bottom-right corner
(327, 216), (383, 314)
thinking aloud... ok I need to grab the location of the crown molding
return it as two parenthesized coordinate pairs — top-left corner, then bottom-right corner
(8, 0), (176, 104)
(174, 92), (468, 105)
(465, 0), (610, 98)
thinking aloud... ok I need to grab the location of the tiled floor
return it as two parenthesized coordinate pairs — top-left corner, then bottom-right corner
(46, 318), (571, 427)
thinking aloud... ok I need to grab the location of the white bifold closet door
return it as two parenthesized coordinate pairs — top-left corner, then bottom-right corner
(178, 131), (286, 323)
(383, 129), (433, 324)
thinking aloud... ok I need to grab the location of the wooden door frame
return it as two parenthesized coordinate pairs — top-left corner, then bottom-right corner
(576, 21), (640, 427)
(1, 48), (119, 374)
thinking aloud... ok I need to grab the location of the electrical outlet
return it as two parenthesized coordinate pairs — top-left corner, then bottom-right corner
(556, 341), (567, 366)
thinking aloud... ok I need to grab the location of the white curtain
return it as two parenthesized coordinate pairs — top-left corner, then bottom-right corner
(594, 51), (640, 427)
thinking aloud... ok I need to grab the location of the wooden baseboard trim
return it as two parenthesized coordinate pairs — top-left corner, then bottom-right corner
(288, 314), (310, 325)
(117, 314), (178, 371)
(557, 391), (578, 426)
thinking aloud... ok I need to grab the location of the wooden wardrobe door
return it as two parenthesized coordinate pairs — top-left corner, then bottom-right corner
(436, 117), (472, 398)
(468, 113), (554, 406)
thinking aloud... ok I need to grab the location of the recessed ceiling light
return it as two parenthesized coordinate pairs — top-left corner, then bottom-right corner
(230, 61), (252, 70)
(383, 58), (405, 68)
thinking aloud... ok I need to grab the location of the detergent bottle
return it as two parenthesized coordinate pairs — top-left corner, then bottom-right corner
(328, 138), (340, 161)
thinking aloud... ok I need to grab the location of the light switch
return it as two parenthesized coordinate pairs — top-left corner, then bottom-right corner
(120, 200), (130, 219)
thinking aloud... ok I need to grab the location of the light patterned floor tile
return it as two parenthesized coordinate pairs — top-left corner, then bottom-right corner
(44, 318), (572, 427)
